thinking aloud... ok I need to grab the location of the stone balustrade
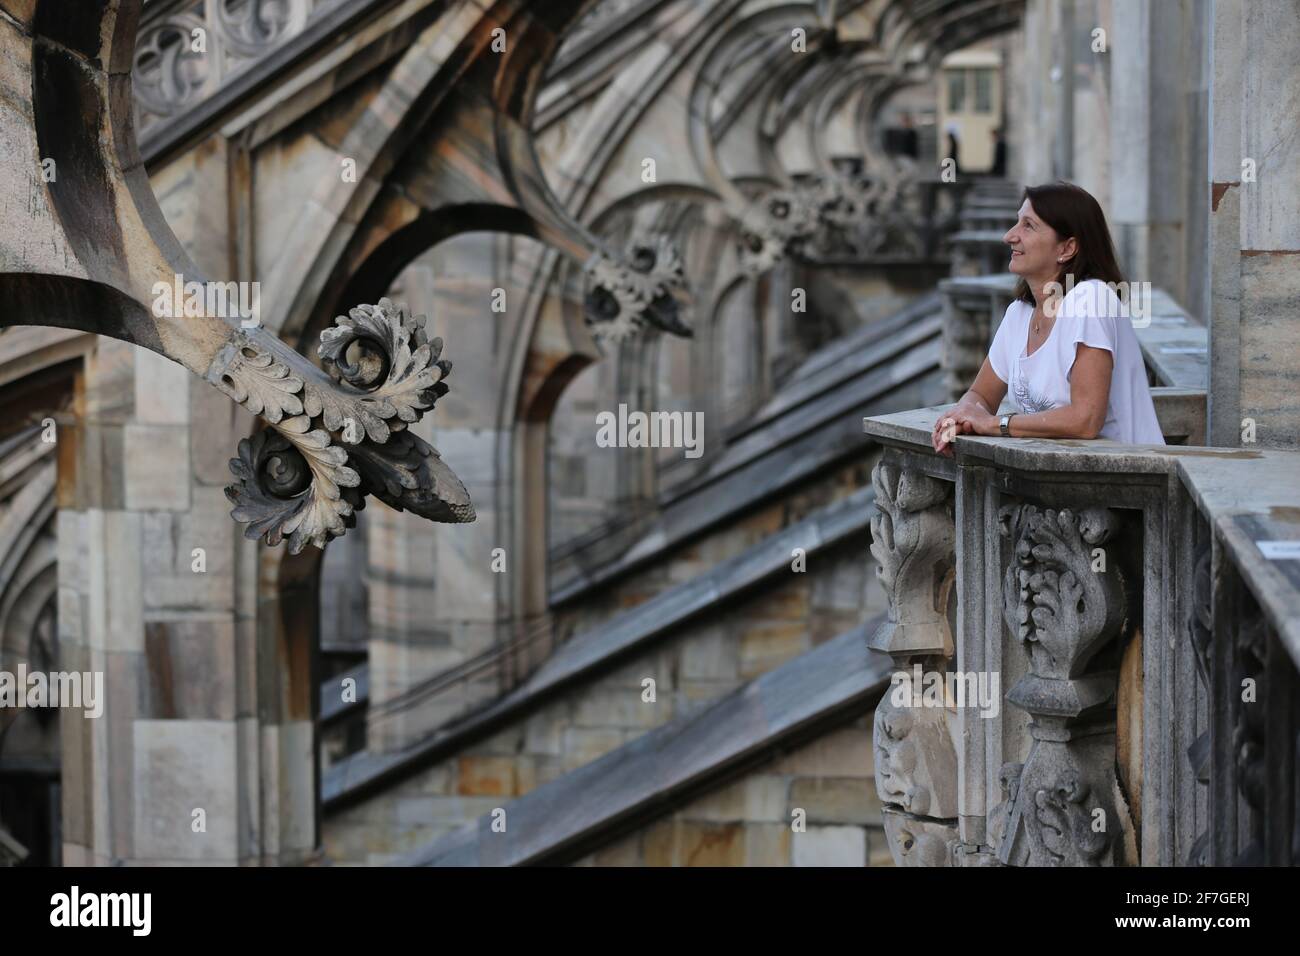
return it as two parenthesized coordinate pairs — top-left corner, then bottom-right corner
(133, 0), (351, 144)
(861, 405), (1300, 865)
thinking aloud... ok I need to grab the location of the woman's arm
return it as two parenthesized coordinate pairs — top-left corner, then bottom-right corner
(932, 358), (1008, 454)
(950, 344), (1113, 439)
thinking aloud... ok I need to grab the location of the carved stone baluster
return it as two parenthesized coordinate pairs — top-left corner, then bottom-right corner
(989, 504), (1136, 866)
(1185, 544), (1213, 865)
(1231, 603), (1267, 864)
(867, 458), (959, 866)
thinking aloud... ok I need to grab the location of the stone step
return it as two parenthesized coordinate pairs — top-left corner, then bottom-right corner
(395, 617), (892, 865)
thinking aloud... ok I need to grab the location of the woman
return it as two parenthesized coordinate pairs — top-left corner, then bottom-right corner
(931, 181), (1164, 455)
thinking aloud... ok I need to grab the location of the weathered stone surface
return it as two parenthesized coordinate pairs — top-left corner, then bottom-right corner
(881, 810), (956, 867)
(141, 617), (238, 721)
(123, 426), (190, 511)
(792, 825), (865, 866)
(141, 495), (235, 611)
(789, 777), (883, 826)
(132, 720), (237, 861)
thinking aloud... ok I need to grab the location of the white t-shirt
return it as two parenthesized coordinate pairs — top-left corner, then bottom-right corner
(987, 279), (1165, 445)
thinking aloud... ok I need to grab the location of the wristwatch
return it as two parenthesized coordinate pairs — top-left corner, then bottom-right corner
(999, 412), (1017, 437)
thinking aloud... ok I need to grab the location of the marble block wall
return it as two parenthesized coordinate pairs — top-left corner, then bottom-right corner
(1208, 0), (1300, 449)
(57, 341), (316, 864)
(54, 135), (319, 865)
(569, 714), (890, 867)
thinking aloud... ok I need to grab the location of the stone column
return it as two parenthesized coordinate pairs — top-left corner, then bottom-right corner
(1207, 0), (1300, 448)
(866, 459), (959, 865)
(54, 128), (319, 865)
(1109, 0), (1211, 321)
(58, 340), (317, 864)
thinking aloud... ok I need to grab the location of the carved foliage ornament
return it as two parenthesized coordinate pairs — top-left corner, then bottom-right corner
(216, 298), (473, 554)
(798, 166), (925, 262)
(736, 189), (820, 276)
(868, 460), (955, 658)
(997, 762), (1114, 866)
(998, 504), (1125, 680)
(583, 235), (691, 342)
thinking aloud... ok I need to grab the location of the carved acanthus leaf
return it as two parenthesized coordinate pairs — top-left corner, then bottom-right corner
(737, 188), (820, 275)
(316, 298), (450, 443)
(583, 235), (691, 342)
(225, 426), (362, 555)
(868, 459), (955, 658)
(999, 505), (1125, 679)
(210, 338), (306, 424)
(219, 298), (472, 551)
(1028, 770), (1112, 866)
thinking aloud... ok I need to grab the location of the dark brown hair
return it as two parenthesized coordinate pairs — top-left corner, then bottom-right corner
(1013, 181), (1126, 305)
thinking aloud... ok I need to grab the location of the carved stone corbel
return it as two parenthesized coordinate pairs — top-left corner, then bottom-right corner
(736, 189), (820, 276)
(989, 504), (1135, 866)
(867, 458), (959, 865)
(214, 298), (475, 554)
(799, 167), (926, 263)
(582, 234), (692, 342)
(4, 1), (475, 556)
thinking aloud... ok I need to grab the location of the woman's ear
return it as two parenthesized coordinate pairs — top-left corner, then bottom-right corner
(1056, 236), (1079, 263)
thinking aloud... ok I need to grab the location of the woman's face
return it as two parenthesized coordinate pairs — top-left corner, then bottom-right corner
(1003, 199), (1065, 281)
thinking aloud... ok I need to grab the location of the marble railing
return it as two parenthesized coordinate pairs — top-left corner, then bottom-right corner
(861, 406), (1300, 866)
(132, 0), (349, 141)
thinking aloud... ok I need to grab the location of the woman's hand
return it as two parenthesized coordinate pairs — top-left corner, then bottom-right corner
(951, 406), (1000, 437)
(931, 405), (976, 457)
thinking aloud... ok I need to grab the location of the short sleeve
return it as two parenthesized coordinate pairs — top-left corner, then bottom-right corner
(987, 303), (1018, 383)
(1066, 281), (1121, 358)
